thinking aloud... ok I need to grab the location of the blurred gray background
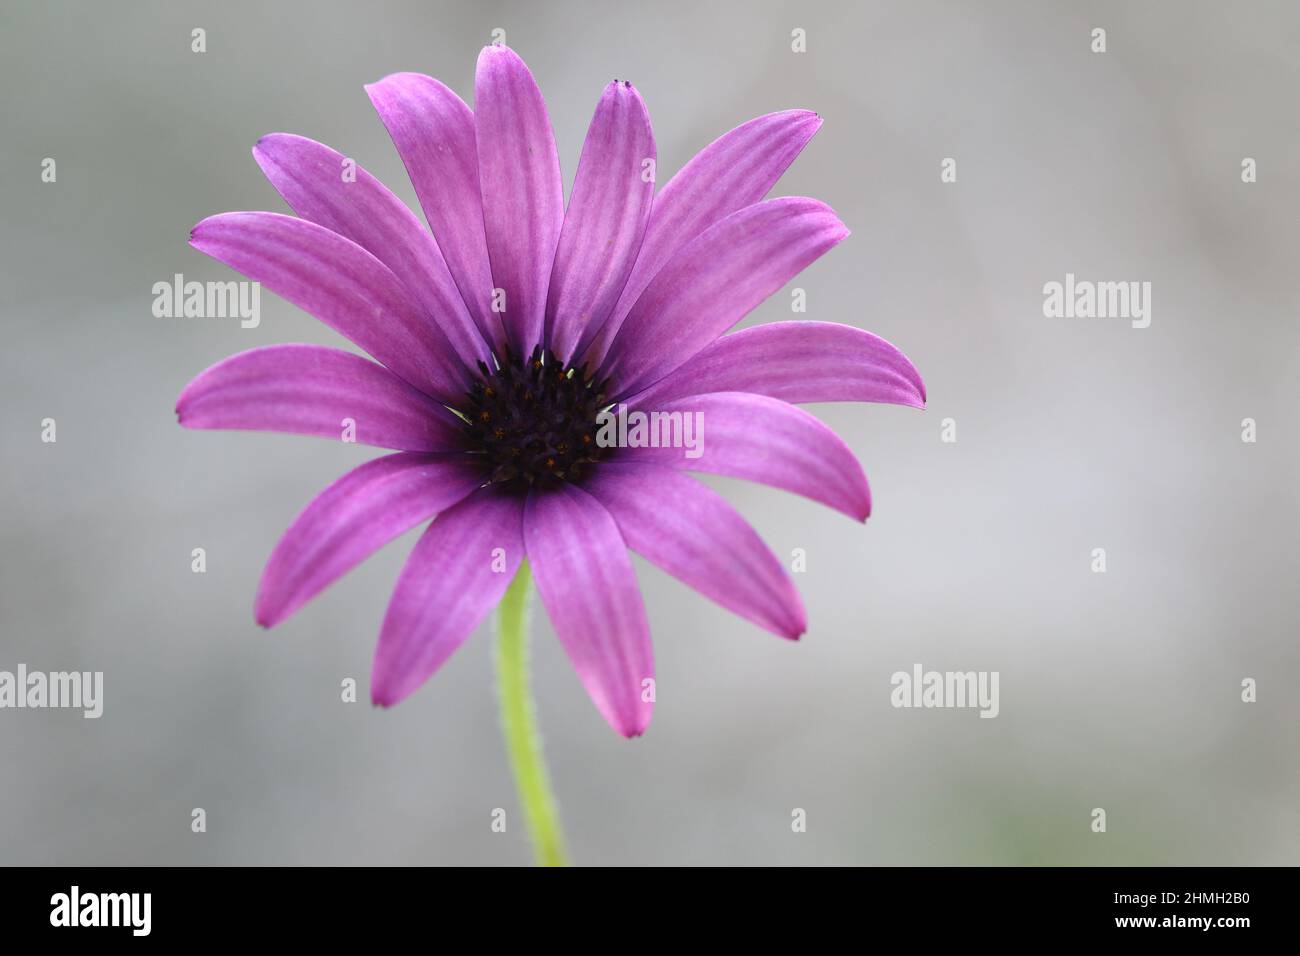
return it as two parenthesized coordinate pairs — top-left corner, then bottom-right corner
(2, 0), (1297, 865)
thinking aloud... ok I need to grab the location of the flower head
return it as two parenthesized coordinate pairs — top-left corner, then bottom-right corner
(176, 45), (924, 737)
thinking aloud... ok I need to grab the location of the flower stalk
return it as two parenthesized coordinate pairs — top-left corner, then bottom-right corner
(494, 559), (568, 866)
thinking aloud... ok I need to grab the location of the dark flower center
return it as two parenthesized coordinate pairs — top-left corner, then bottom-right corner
(461, 346), (610, 490)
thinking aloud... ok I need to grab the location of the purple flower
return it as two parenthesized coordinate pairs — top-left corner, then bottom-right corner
(176, 45), (924, 738)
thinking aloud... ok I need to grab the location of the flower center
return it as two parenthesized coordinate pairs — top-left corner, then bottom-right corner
(461, 347), (610, 490)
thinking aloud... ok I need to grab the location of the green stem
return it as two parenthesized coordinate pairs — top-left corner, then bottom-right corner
(494, 559), (568, 867)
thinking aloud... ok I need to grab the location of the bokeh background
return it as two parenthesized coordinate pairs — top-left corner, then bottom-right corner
(2, 0), (1297, 865)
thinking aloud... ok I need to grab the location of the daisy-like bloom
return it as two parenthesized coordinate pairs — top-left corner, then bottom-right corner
(177, 45), (924, 739)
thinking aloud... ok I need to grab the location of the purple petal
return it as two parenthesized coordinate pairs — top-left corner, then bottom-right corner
(580, 110), (821, 357)
(614, 391), (871, 521)
(372, 487), (524, 707)
(255, 454), (484, 628)
(585, 462), (805, 638)
(588, 198), (849, 398)
(365, 72), (505, 351)
(189, 212), (467, 402)
(628, 321), (926, 410)
(475, 45), (564, 356)
(524, 485), (653, 737)
(176, 344), (466, 451)
(252, 133), (490, 369)
(546, 80), (655, 363)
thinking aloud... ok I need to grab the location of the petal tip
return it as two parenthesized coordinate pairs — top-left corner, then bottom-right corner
(781, 591), (808, 640)
(370, 667), (420, 709)
(250, 133), (289, 163)
(188, 215), (221, 246)
(610, 707), (652, 739)
(788, 609), (809, 640)
(851, 489), (872, 523)
(478, 41), (520, 63)
(367, 70), (430, 90)
(370, 682), (398, 708)
(253, 583), (287, 628)
(779, 617), (807, 641)
(785, 109), (823, 139)
(174, 391), (197, 425)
